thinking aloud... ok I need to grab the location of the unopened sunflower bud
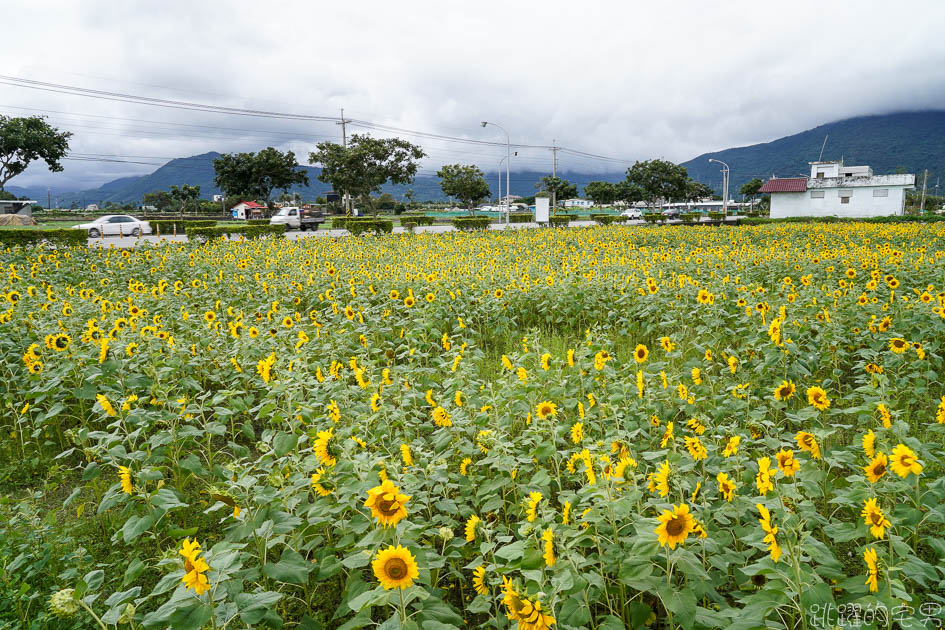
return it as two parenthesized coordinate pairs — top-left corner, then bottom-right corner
(437, 526), (454, 542)
(49, 589), (80, 619)
(118, 603), (136, 625)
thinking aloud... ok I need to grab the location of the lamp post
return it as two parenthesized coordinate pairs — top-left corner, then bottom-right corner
(708, 159), (730, 215)
(498, 152), (518, 215)
(482, 121), (511, 224)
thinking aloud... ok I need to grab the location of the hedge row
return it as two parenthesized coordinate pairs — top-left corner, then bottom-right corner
(738, 214), (945, 226)
(347, 220), (394, 235)
(509, 213), (534, 223)
(0, 229), (88, 248)
(400, 216), (435, 226)
(246, 219), (270, 226)
(187, 224), (287, 242)
(548, 215), (572, 227)
(451, 217), (493, 231)
(590, 214), (617, 225)
(151, 220), (216, 235)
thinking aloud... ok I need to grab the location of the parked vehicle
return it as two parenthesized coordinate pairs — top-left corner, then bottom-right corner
(269, 207), (325, 231)
(620, 209), (643, 220)
(73, 215), (152, 238)
(662, 209), (680, 220)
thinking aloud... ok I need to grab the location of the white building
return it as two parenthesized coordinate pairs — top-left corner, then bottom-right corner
(86, 203), (100, 212)
(759, 161), (914, 219)
(562, 198), (594, 208)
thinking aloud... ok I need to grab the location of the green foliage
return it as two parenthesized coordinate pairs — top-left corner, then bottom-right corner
(437, 164), (491, 212)
(311, 135), (426, 217)
(149, 220), (216, 235)
(212, 148), (309, 210)
(548, 215), (572, 226)
(536, 176), (577, 203)
(0, 115), (72, 192)
(245, 219), (270, 226)
(345, 219), (394, 236)
(624, 159), (691, 207)
(584, 181), (618, 206)
(400, 216), (435, 226)
(450, 217), (492, 231)
(590, 214), (617, 225)
(508, 213), (534, 223)
(187, 224), (286, 241)
(0, 229), (86, 248)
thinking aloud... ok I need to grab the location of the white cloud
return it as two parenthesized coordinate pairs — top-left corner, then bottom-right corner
(3, 0), (944, 189)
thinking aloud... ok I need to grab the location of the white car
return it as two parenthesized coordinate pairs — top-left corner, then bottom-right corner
(75, 215), (152, 238)
(620, 209), (643, 220)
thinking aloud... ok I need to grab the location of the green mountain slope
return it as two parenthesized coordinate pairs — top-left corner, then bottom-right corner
(681, 111), (945, 194)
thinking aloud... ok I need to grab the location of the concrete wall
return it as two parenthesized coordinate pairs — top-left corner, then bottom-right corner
(770, 185), (907, 219)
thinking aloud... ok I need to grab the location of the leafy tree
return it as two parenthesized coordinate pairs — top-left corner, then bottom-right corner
(310, 134), (426, 217)
(0, 115), (72, 193)
(685, 181), (714, 202)
(583, 181), (618, 206)
(170, 184), (201, 216)
(376, 193), (396, 211)
(142, 190), (175, 212)
(615, 181), (644, 205)
(536, 176), (577, 209)
(213, 147), (309, 215)
(437, 164), (491, 215)
(740, 177), (764, 211)
(624, 159), (690, 209)
(403, 188), (416, 208)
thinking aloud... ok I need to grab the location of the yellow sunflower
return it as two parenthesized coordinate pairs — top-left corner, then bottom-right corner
(654, 503), (695, 549)
(861, 498), (890, 539)
(889, 443), (922, 478)
(806, 386), (830, 411)
(364, 480), (410, 527)
(773, 380), (795, 401)
(535, 401), (557, 419)
(372, 545), (418, 590)
(864, 452), (887, 483)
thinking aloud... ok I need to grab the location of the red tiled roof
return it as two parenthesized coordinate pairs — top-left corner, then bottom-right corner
(758, 178), (807, 193)
(238, 201), (266, 208)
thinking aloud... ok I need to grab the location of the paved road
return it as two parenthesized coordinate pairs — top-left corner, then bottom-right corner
(87, 217), (739, 248)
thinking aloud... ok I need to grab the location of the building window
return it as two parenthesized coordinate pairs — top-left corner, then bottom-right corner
(810, 190), (825, 198)
(873, 189), (888, 197)
(840, 196), (850, 204)
(816, 172), (825, 179)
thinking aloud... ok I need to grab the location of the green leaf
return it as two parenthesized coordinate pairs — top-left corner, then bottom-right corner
(123, 558), (146, 587)
(263, 547), (312, 585)
(629, 602), (653, 629)
(83, 569), (104, 592)
(150, 488), (187, 511)
(273, 431), (299, 457)
(235, 591), (284, 625)
(342, 551), (372, 569)
(558, 597), (591, 627)
(496, 540), (526, 561)
(598, 614), (627, 630)
(347, 587), (389, 613)
(121, 514), (153, 543)
(659, 585), (695, 630)
(318, 555), (343, 580)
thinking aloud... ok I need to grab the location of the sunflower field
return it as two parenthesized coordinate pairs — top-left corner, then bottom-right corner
(1, 223), (945, 630)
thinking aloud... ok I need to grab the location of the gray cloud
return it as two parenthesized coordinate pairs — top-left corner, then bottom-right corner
(3, 0), (945, 190)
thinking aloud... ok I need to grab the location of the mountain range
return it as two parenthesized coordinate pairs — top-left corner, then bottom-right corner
(9, 110), (945, 205)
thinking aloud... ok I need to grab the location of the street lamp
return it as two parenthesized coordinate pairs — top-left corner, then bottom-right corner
(708, 158), (730, 215)
(482, 121), (511, 224)
(498, 152), (518, 212)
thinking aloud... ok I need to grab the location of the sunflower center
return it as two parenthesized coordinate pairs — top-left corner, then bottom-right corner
(874, 463), (886, 475)
(184, 558), (195, 573)
(377, 498), (398, 516)
(666, 515), (687, 537)
(385, 558), (408, 579)
(870, 512), (882, 524)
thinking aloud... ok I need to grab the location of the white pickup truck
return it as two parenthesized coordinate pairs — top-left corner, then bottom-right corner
(269, 207), (325, 231)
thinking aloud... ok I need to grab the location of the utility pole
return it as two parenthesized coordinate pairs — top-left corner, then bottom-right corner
(336, 108), (352, 216)
(919, 169), (928, 214)
(551, 139), (558, 211)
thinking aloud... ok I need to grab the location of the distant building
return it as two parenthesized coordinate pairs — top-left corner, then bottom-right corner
(230, 200), (267, 220)
(562, 198), (594, 208)
(759, 161), (915, 218)
(212, 194), (225, 202)
(86, 203), (100, 212)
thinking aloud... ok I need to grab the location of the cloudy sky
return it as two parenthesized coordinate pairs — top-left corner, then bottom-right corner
(3, 0), (945, 191)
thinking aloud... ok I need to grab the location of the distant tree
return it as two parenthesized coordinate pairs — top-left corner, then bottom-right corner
(536, 176), (577, 209)
(584, 181), (618, 206)
(403, 188), (416, 208)
(170, 184), (201, 216)
(315, 195), (326, 205)
(0, 115), (72, 193)
(376, 192), (396, 211)
(0, 190), (17, 201)
(740, 177), (764, 211)
(142, 190), (175, 212)
(437, 164), (491, 215)
(615, 181), (644, 206)
(685, 180), (715, 202)
(310, 134), (425, 217)
(624, 159), (690, 209)
(213, 147), (309, 216)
